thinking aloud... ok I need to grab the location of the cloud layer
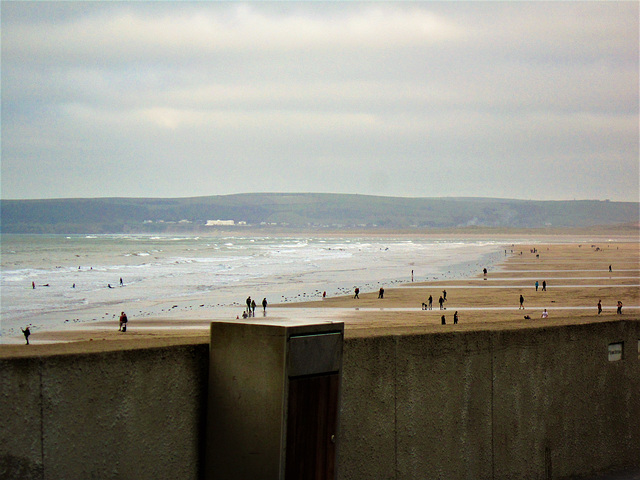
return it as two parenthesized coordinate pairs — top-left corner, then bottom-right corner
(2, 2), (638, 200)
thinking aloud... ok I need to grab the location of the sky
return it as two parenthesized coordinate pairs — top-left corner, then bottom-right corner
(1, 1), (638, 201)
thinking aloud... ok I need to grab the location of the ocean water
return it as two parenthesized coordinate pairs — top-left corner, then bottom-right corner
(1, 234), (506, 342)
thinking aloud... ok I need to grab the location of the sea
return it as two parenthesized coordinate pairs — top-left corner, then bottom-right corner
(1, 234), (508, 343)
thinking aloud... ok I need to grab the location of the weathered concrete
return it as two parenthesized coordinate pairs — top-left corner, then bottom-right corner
(338, 320), (640, 480)
(1, 320), (638, 480)
(0, 343), (209, 480)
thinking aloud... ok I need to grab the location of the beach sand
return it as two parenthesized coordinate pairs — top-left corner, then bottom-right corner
(1, 238), (637, 357)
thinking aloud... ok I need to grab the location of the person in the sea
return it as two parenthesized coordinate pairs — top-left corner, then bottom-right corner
(119, 312), (128, 331)
(262, 298), (268, 313)
(597, 300), (602, 315)
(21, 326), (31, 345)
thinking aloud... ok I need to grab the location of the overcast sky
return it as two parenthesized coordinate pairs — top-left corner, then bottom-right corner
(2, 1), (638, 201)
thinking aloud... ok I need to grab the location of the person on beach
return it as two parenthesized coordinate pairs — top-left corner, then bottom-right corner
(597, 300), (602, 315)
(535, 281), (539, 291)
(519, 295), (525, 309)
(542, 281), (546, 291)
(32, 281), (35, 290)
(453, 311), (459, 324)
(120, 277), (124, 286)
(246, 296), (252, 313)
(609, 265), (612, 272)
(119, 312), (128, 332)
(378, 287), (384, 299)
(411, 270), (414, 282)
(541, 309), (548, 318)
(354, 287), (359, 299)
(441, 315), (446, 325)
(251, 299), (256, 316)
(442, 290), (447, 301)
(438, 296), (444, 310)
(262, 298), (267, 313)
(428, 295), (433, 310)
(616, 301), (623, 314)
(21, 326), (31, 345)
(322, 291), (326, 299)
(483, 268), (487, 276)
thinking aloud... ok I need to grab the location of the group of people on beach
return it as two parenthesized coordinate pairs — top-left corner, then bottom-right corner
(440, 311), (459, 325)
(534, 280), (547, 291)
(421, 290), (448, 310)
(241, 296), (268, 318)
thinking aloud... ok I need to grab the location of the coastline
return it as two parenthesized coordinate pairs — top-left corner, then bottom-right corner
(1, 232), (638, 354)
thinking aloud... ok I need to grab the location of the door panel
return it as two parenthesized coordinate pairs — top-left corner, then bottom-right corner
(285, 373), (339, 480)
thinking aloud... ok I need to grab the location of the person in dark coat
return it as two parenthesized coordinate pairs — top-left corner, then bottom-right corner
(21, 326), (31, 345)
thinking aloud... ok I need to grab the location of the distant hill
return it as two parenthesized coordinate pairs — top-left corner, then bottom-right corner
(1, 193), (638, 234)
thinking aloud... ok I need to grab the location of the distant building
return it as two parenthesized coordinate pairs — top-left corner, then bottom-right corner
(206, 220), (235, 226)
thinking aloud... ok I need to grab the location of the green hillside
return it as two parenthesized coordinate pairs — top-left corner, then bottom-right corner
(1, 193), (638, 233)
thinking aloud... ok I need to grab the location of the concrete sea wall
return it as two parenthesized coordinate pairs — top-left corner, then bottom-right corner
(1, 320), (639, 479)
(1, 343), (209, 480)
(339, 320), (640, 480)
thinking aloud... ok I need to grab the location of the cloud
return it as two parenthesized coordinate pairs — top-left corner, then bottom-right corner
(1, 2), (637, 201)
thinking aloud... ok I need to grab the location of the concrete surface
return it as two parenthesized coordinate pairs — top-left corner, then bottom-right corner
(1, 320), (638, 480)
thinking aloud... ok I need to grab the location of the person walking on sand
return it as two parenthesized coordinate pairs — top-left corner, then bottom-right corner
(354, 287), (359, 299)
(453, 311), (459, 324)
(617, 301), (623, 314)
(262, 298), (267, 313)
(428, 295), (433, 310)
(119, 312), (128, 332)
(378, 287), (384, 299)
(442, 290), (447, 301)
(21, 326), (31, 345)
(597, 300), (602, 315)
(438, 296), (445, 310)
(246, 296), (252, 313)
(609, 265), (612, 272)
(542, 281), (546, 291)
(251, 299), (256, 316)
(519, 295), (525, 309)
(535, 281), (539, 292)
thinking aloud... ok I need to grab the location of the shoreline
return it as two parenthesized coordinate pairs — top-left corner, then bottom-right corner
(1, 235), (638, 353)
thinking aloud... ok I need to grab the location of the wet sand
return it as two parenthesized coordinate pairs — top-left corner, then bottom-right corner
(1, 238), (637, 357)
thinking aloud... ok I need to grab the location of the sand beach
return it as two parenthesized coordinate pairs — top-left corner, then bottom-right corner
(1, 235), (638, 357)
